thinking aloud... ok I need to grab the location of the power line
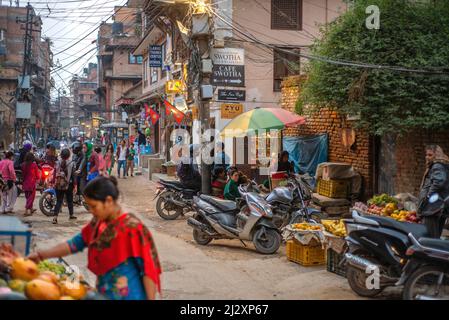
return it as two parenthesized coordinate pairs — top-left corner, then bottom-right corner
(209, 7), (449, 76)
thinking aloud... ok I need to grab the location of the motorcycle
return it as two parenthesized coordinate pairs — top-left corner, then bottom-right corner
(37, 163), (54, 192)
(246, 174), (326, 229)
(398, 194), (449, 300)
(187, 185), (281, 254)
(343, 209), (430, 297)
(154, 179), (200, 220)
(39, 188), (89, 216)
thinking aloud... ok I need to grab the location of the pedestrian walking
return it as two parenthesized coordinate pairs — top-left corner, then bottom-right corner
(86, 142), (100, 182)
(0, 151), (17, 214)
(52, 148), (77, 224)
(21, 152), (40, 216)
(27, 176), (162, 300)
(95, 146), (106, 176)
(104, 143), (115, 176)
(417, 144), (449, 238)
(127, 144), (136, 177)
(116, 140), (128, 179)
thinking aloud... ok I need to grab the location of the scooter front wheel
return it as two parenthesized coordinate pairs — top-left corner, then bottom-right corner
(39, 191), (56, 216)
(253, 227), (281, 254)
(155, 192), (183, 220)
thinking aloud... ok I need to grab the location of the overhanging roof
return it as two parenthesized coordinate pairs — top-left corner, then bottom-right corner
(133, 25), (165, 56)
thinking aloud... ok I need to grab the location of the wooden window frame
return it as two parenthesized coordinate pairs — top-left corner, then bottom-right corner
(273, 47), (300, 92)
(271, 0), (303, 31)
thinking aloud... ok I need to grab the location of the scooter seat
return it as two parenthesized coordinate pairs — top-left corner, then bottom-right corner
(418, 238), (449, 252)
(199, 194), (237, 212)
(160, 180), (198, 193)
(367, 216), (429, 238)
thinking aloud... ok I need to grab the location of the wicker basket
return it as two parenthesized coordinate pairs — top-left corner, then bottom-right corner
(326, 249), (347, 277)
(286, 240), (326, 266)
(317, 179), (350, 199)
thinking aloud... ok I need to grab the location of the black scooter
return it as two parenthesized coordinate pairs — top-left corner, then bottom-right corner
(154, 179), (200, 220)
(398, 194), (449, 300)
(343, 209), (430, 297)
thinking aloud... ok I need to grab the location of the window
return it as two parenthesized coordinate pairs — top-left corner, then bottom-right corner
(273, 48), (300, 92)
(143, 59), (148, 87)
(129, 53), (143, 64)
(0, 30), (5, 42)
(271, 0), (302, 30)
(150, 67), (158, 84)
(161, 42), (167, 79)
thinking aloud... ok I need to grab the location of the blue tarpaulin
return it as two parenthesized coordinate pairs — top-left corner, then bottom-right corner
(283, 134), (328, 176)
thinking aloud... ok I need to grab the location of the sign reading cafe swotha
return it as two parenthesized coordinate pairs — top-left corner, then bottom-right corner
(211, 48), (245, 87)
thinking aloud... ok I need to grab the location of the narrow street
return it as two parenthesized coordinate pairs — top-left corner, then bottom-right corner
(13, 174), (401, 300)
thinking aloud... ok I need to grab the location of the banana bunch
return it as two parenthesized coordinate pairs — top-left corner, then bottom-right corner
(292, 223), (322, 231)
(322, 220), (347, 237)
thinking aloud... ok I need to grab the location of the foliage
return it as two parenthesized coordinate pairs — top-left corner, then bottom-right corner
(300, 0), (449, 135)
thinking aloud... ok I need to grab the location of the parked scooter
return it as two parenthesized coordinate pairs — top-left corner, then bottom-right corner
(343, 209), (430, 297)
(154, 179), (200, 220)
(246, 175), (326, 229)
(187, 185), (281, 254)
(397, 194), (449, 300)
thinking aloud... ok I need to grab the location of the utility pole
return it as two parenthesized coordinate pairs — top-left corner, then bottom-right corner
(14, 3), (33, 149)
(191, 8), (213, 195)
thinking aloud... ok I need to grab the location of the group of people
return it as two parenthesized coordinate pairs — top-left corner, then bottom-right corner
(0, 138), (138, 223)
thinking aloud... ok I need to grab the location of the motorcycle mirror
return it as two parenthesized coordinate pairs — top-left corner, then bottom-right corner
(429, 193), (440, 204)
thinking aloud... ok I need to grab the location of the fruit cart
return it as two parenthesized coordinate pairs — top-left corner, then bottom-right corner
(0, 245), (105, 300)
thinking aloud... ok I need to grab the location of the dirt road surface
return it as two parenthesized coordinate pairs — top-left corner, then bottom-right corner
(7, 174), (402, 299)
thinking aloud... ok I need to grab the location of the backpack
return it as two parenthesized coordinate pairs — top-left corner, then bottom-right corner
(55, 161), (72, 191)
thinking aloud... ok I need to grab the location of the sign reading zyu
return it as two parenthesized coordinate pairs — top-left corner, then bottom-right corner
(211, 48), (244, 87)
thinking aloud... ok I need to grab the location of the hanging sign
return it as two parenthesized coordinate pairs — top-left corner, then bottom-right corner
(165, 79), (186, 94)
(221, 103), (243, 119)
(218, 89), (246, 101)
(211, 48), (245, 87)
(149, 45), (163, 67)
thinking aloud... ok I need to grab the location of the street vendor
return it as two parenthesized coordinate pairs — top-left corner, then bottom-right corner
(417, 144), (449, 238)
(277, 151), (295, 174)
(27, 176), (162, 300)
(224, 169), (241, 201)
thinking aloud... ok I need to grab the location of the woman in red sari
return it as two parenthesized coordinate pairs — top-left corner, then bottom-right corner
(28, 176), (162, 300)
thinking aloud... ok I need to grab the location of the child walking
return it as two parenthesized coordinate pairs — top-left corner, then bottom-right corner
(21, 152), (40, 216)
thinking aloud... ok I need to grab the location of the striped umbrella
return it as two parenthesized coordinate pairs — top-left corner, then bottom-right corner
(221, 107), (306, 137)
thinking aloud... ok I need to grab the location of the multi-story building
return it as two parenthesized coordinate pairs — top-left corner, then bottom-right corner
(0, 5), (53, 148)
(130, 0), (347, 164)
(70, 63), (99, 139)
(97, 6), (143, 123)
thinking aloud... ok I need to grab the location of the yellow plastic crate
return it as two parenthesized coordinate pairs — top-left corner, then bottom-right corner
(286, 240), (326, 266)
(317, 179), (350, 199)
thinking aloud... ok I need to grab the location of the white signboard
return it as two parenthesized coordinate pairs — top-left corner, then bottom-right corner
(16, 102), (31, 119)
(211, 48), (244, 66)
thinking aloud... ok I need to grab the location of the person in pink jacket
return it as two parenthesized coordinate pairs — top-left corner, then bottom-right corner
(21, 152), (40, 216)
(0, 151), (17, 214)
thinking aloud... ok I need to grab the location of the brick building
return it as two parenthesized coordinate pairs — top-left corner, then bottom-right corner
(97, 6), (142, 123)
(0, 5), (52, 149)
(281, 75), (449, 199)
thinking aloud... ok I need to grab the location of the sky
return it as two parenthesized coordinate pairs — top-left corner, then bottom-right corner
(27, 0), (126, 98)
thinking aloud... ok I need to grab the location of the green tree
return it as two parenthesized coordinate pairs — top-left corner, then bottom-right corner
(300, 0), (449, 135)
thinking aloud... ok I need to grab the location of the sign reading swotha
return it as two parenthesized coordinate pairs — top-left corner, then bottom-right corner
(211, 48), (245, 87)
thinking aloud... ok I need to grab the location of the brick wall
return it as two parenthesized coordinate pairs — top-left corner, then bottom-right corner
(393, 131), (449, 195)
(281, 76), (374, 198)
